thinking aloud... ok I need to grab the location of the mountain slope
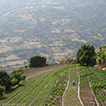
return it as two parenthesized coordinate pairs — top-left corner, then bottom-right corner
(0, 0), (106, 71)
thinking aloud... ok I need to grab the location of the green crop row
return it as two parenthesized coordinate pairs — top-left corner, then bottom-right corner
(31, 76), (57, 106)
(45, 66), (70, 106)
(19, 69), (60, 105)
(88, 67), (106, 89)
(0, 72), (43, 104)
(87, 67), (106, 105)
(96, 89), (106, 106)
(78, 68), (93, 77)
(88, 74), (98, 83)
(5, 69), (55, 105)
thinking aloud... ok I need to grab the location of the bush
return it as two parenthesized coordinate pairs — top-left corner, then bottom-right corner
(22, 75), (26, 81)
(11, 78), (18, 86)
(0, 86), (5, 96)
(10, 71), (22, 84)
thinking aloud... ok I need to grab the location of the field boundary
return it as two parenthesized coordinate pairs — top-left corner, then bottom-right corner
(76, 70), (84, 106)
(87, 76), (99, 106)
(62, 69), (70, 106)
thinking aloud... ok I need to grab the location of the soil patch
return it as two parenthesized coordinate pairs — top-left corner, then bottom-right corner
(22, 64), (63, 76)
(80, 76), (97, 106)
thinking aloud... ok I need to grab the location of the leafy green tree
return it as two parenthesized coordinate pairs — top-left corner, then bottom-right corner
(77, 44), (96, 66)
(29, 55), (46, 67)
(98, 50), (106, 63)
(0, 70), (11, 90)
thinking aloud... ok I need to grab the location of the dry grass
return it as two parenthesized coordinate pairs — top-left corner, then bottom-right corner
(19, 14), (37, 24)
(5, 54), (19, 60)
(14, 29), (26, 33)
(71, 38), (87, 43)
(1, 59), (26, 67)
(51, 28), (61, 33)
(9, 37), (22, 43)
(53, 6), (65, 10)
(64, 28), (75, 33)
(0, 46), (13, 53)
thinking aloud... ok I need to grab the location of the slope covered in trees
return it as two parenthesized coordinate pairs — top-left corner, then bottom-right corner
(0, 0), (106, 71)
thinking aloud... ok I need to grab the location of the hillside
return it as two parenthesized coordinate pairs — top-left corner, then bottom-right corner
(0, 65), (106, 105)
(0, 0), (106, 71)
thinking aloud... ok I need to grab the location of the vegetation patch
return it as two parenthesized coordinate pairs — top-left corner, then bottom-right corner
(88, 67), (106, 106)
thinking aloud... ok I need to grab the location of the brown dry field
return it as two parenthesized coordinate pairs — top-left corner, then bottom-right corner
(22, 64), (64, 76)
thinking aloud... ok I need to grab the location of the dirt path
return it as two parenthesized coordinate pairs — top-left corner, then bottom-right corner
(80, 76), (97, 106)
(22, 64), (63, 76)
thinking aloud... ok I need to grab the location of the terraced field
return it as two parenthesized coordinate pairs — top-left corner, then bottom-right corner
(0, 65), (71, 106)
(0, 65), (106, 106)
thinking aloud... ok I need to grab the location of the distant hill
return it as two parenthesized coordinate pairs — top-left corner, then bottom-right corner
(0, 0), (106, 71)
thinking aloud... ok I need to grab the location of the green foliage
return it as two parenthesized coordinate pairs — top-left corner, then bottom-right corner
(79, 69), (93, 77)
(11, 78), (18, 86)
(24, 65), (28, 68)
(10, 70), (24, 84)
(22, 75), (26, 81)
(0, 70), (11, 91)
(98, 49), (106, 64)
(29, 55), (46, 67)
(0, 86), (5, 97)
(88, 67), (106, 89)
(77, 44), (96, 66)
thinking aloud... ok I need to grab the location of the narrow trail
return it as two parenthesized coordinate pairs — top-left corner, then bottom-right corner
(28, 77), (52, 106)
(76, 70), (84, 106)
(62, 69), (70, 106)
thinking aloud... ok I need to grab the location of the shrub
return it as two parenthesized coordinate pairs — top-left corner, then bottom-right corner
(11, 78), (18, 86)
(0, 86), (5, 96)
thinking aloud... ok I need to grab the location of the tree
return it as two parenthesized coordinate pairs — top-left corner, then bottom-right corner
(0, 70), (11, 91)
(98, 50), (106, 64)
(29, 55), (46, 67)
(77, 44), (96, 66)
